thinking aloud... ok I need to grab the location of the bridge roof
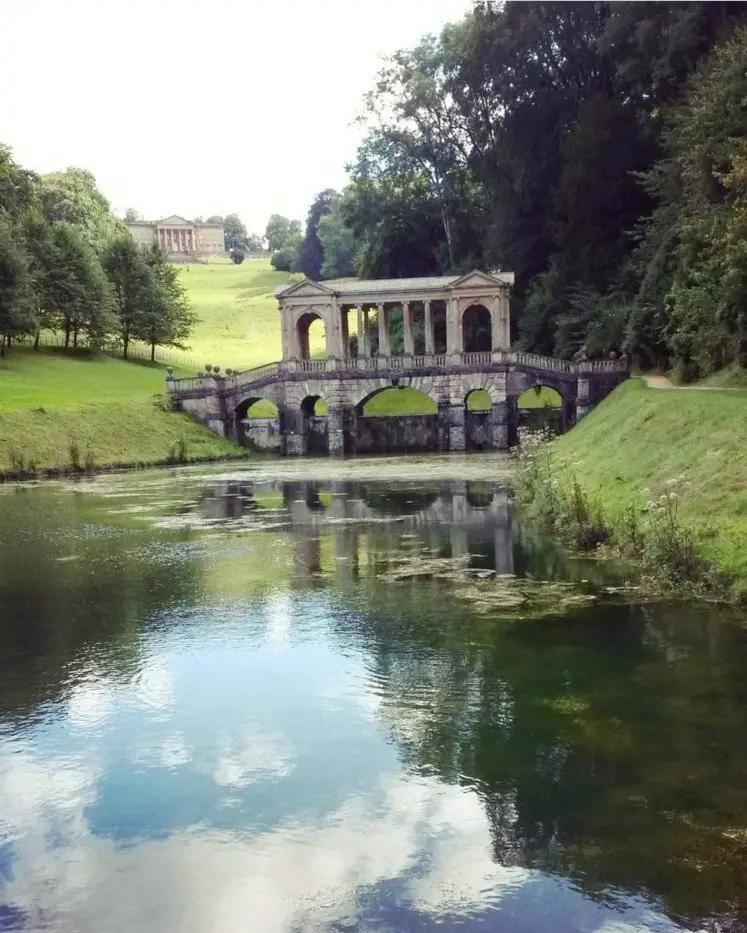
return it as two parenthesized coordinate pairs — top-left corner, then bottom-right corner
(275, 270), (514, 299)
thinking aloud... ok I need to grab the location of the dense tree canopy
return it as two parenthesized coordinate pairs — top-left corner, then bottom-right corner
(306, 1), (747, 377)
(0, 145), (196, 360)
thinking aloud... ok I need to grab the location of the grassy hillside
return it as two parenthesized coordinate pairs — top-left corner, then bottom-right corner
(0, 348), (242, 473)
(0, 347), (191, 407)
(552, 379), (747, 584)
(178, 259), (299, 369)
(0, 403), (239, 473)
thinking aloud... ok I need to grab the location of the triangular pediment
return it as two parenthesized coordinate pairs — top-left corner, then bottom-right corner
(450, 269), (512, 290)
(157, 215), (191, 226)
(275, 278), (335, 299)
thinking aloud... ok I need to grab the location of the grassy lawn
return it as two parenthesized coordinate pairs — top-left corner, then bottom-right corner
(0, 348), (240, 472)
(178, 259), (301, 369)
(552, 378), (747, 585)
(0, 347), (191, 408)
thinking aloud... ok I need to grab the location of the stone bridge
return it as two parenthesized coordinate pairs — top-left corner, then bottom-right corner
(168, 270), (627, 455)
(167, 350), (627, 456)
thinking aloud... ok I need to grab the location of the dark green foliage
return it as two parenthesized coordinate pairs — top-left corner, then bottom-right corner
(0, 144), (196, 362)
(223, 213), (247, 250)
(230, 248), (245, 265)
(324, 1), (747, 370)
(296, 189), (339, 280)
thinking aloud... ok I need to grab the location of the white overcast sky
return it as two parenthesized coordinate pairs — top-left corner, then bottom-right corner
(2, 0), (469, 233)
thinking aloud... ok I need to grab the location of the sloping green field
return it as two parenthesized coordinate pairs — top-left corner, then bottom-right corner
(178, 259), (298, 369)
(552, 379), (747, 584)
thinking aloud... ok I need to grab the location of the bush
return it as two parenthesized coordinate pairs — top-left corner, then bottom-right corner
(68, 439), (81, 471)
(271, 248), (296, 272)
(230, 248), (245, 265)
(166, 437), (188, 464)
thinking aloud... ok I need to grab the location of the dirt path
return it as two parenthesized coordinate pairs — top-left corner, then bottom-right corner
(643, 374), (742, 391)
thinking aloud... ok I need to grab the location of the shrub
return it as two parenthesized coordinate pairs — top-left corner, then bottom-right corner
(68, 439), (81, 472)
(231, 248), (245, 265)
(166, 437), (189, 464)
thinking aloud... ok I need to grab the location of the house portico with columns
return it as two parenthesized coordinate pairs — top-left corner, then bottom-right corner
(276, 270), (513, 363)
(167, 269), (628, 456)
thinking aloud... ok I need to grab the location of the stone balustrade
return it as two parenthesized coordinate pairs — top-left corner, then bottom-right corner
(167, 351), (628, 395)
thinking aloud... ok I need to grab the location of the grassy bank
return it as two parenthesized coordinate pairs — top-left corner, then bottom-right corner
(0, 348), (245, 475)
(517, 378), (747, 598)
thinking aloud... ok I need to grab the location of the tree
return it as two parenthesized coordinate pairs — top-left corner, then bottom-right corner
(206, 215), (224, 225)
(0, 217), (35, 355)
(40, 168), (126, 249)
(141, 245), (197, 361)
(318, 200), (357, 279)
(296, 189), (339, 280)
(231, 247), (245, 265)
(264, 215), (302, 253)
(245, 233), (264, 252)
(123, 208), (142, 223)
(43, 222), (109, 349)
(223, 213), (247, 250)
(102, 237), (150, 359)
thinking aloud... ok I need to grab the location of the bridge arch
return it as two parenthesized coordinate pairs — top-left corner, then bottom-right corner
(517, 383), (566, 435)
(462, 303), (492, 353)
(296, 310), (327, 361)
(356, 384), (438, 417)
(300, 393), (329, 456)
(465, 388), (492, 411)
(234, 396), (279, 446)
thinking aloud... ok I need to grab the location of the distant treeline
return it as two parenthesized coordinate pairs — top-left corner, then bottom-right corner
(0, 157), (195, 359)
(279, 2), (747, 379)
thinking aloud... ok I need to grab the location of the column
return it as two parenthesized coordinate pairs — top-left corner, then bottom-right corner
(403, 302), (414, 356)
(356, 305), (368, 358)
(446, 298), (462, 357)
(341, 306), (350, 358)
(424, 300), (434, 355)
(490, 299), (501, 351)
(377, 303), (390, 357)
(327, 407), (345, 457)
(499, 290), (510, 347)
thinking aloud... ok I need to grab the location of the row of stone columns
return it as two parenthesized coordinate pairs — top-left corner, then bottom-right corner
(344, 300), (437, 359)
(336, 294), (510, 359)
(157, 228), (195, 253)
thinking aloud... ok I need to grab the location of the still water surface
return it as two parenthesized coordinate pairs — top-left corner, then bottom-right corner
(1, 456), (746, 933)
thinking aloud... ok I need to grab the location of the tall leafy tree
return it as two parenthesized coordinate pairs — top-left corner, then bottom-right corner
(40, 168), (126, 248)
(102, 237), (150, 359)
(296, 189), (339, 280)
(265, 215), (301, 253)
(141, 245), (197, 360)
(0, 217), (35, 355)
(223, 213), (247, 250)
(43, 222), (109, 349)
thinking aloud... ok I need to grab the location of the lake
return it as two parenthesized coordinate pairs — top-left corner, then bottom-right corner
(1, 455), (746, 933)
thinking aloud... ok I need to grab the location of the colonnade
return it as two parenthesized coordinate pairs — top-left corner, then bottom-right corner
(156, 227), (196, 253)
(295, 295), (511, 362)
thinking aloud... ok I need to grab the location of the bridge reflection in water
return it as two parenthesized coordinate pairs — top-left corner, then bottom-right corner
(195, 479), (517, 583)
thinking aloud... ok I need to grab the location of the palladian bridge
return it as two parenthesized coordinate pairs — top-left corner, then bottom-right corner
(167, 270), (628, 456)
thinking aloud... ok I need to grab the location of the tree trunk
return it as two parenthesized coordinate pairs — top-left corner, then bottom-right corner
(73, 327), (78, 350)
(123, 333), (129, 360)
(64, 321), (71, 349)
(34, 329), (40, 350)
(151, 341), (156, 362)
(0, 334), (5, 358)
